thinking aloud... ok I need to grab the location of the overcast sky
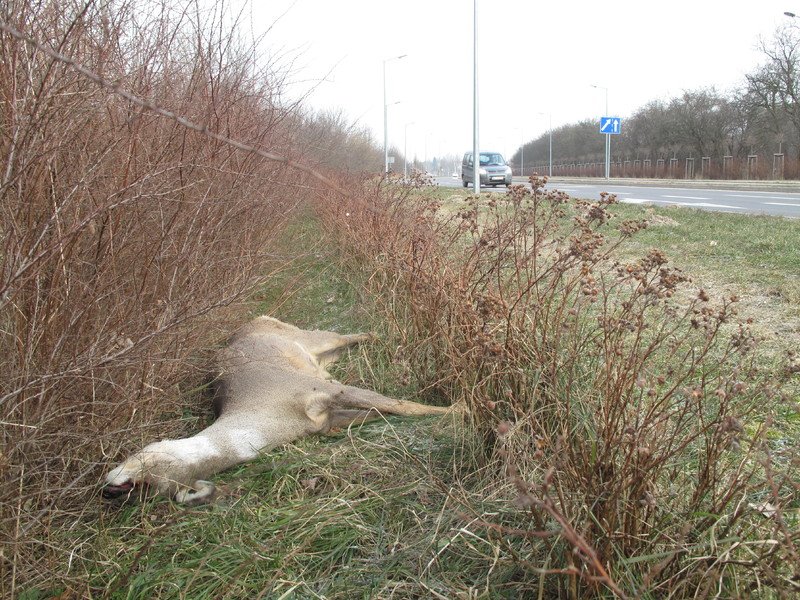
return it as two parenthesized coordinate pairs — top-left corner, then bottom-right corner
(248, 0), (791, 164)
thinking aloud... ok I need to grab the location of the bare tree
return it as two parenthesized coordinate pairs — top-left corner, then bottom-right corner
(622, 99), (673, 160)
(669, 89), (736, 159)
(746, 24), (800, 157)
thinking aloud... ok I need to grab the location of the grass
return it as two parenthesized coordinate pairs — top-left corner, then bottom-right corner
(313, 179), (800, 596)
(36, 191), (800, 599)
(68, 208), (600, 599)
(251, 212), (367, 331)
(84, 419), (478, 599)
(607, 204), (800, 307)
(430, 183), (800, 341)
(429, 183), (800, 439)
(51, 212), (485, 599)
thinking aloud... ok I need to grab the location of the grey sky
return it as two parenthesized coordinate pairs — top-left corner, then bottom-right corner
(250, 1), (790, 164)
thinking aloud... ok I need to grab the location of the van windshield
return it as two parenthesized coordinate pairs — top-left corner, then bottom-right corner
(479, 153), (505, 166)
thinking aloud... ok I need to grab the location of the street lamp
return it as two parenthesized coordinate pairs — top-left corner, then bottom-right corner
(404, 121), (415, 178)
(591, 84), (610, 179)
(784, 11), (797, 17)
(537, 112), (553, 178)
(472, 0), (480, 194)
(384, 54), (407, 175)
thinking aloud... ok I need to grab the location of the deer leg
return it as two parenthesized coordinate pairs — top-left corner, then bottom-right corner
(323, 383), (449, 416)
(306, 332), (375, 368)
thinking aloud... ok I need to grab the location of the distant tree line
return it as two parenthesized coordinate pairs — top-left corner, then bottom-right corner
(512, 24), (800, 180)
(297, 109), (384, 173)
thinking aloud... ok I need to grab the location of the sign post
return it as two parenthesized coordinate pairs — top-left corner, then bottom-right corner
(599, 117), (622, 179)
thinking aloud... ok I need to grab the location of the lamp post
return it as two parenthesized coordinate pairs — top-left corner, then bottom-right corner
(472, 0), (480, 194)
(784, 11), (797, 17)
(537, 112), (553, 177)
(591, 84), (610, 179)
(383, 54), (407, 175)
(404, 121), (414, 178)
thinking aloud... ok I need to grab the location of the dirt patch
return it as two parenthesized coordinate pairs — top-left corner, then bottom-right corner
(686, 274), (800, 360)
(648, 214), (680, 227)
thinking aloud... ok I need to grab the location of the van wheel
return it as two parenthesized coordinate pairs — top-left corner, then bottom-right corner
(462, 179), (468, 188)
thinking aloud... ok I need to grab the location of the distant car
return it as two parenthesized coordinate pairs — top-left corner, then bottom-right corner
(451, 172), (458, 179)
(461, 151), (512, 188)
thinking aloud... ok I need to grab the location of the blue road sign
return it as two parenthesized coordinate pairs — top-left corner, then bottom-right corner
(600, 117), (621, 135)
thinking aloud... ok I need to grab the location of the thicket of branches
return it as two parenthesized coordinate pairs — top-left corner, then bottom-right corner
(0, 0), (382, 594)
(512, 24), (800, 178)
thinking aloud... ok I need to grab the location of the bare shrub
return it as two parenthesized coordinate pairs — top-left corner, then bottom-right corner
(298, 109), (384, 174)
(0, 0), (328, 593)
(315, 175), (800, 597)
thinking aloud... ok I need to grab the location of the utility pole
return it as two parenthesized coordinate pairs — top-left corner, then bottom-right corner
(547, 113), (553, 177)
(591, 84), (610, 179)
(472, 0), (480, 194)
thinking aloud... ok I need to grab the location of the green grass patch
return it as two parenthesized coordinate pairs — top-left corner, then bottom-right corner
(605, 203), (800, 306)
(435, 184), (800, 331)
(77, 209), (521, 599)
(57, 194), (799, 600)
(86, 419), (510, 599)
(251, 210), (366, 332)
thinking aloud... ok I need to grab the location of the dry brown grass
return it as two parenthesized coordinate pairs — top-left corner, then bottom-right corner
(314, 174), (800, 597)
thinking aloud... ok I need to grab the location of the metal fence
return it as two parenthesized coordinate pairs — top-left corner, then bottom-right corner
(521, 154), (800, 180)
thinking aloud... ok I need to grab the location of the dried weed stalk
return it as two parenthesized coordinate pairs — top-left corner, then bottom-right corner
(316, 174), (800, 597)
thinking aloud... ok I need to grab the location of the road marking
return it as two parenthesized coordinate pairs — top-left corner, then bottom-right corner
(723, 191), (800, 196)
(726, 194), (800, 201)
(563, 188), (633, 195)
(663, 195), (710, 200)
(685, 202), (745, 209)
(764, 202), (800, 207)
(622, 198), (744, 209)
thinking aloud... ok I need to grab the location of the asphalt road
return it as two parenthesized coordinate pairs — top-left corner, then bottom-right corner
(434, 176), (800, 218)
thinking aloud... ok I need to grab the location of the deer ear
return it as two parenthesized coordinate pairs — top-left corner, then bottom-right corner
(304, 391), (334, 431)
